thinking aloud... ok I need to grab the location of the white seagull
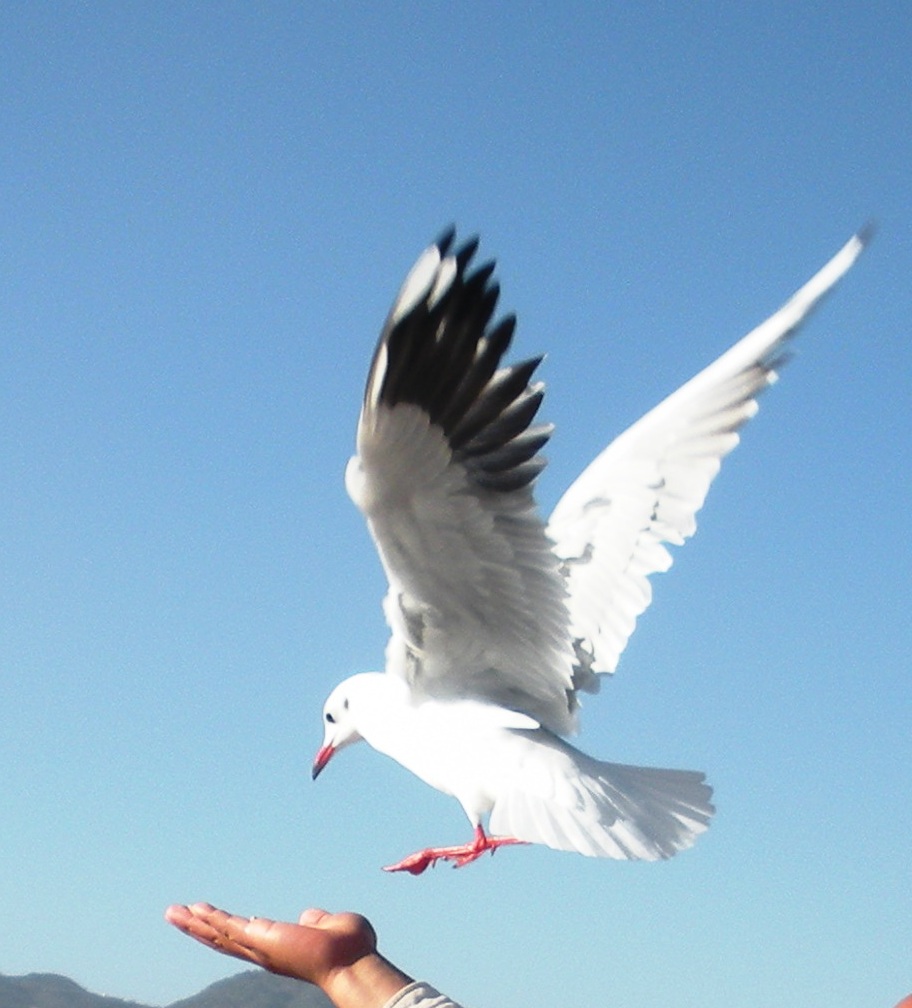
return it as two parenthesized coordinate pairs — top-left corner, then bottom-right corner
(312, 226), (868, 874)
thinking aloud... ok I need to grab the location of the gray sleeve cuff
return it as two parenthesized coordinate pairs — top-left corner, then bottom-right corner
(382, 979), (466, 1008)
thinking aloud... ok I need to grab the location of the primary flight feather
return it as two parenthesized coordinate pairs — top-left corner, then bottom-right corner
(313, 226), (867, 874)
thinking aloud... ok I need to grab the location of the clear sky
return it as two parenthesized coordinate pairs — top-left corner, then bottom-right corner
(1, 4), (909, 1007)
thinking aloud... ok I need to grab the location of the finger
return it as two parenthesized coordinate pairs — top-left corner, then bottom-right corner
(188, 902), (240, 926)
(165, 904), (222, 940)
(164, 904), (193, 927)
(298, 907), (331, 927)
(189, 904), (256, 941)
(166, 903), (262, 964)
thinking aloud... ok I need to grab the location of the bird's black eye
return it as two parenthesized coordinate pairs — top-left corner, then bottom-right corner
(325, 712), (336, 724)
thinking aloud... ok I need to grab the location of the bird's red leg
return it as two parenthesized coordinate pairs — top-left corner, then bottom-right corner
(383, 825), (527, 875)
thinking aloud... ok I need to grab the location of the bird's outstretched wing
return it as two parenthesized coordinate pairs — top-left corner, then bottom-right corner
(547, 229), (869, 683)
(346, 229), (580, 735)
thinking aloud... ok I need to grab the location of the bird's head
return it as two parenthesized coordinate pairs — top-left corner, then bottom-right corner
(312, 673), (380, 780)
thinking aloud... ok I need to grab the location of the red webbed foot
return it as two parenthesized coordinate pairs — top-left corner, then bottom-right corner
(383, 826), (527, 874)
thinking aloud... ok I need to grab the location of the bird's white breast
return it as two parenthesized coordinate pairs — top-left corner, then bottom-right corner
(357, 691), (540, 819)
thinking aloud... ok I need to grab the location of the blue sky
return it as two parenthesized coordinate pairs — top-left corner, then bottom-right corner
(1, 4), (909, 1007)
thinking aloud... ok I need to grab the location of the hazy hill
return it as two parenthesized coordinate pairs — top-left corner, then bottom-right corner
(0, 971), (331, 1008)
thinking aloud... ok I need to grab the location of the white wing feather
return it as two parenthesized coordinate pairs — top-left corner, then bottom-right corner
(488, 730), (714, 859)
(547, 230), (869, 678)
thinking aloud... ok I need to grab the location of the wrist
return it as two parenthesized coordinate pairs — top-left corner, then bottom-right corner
(321, 951), (413, 1008)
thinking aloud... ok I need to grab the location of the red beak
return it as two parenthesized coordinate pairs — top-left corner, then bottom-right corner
(312, 744), (335, 780)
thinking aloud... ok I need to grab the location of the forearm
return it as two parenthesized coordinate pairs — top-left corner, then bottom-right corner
(319, 953), (466, 1008)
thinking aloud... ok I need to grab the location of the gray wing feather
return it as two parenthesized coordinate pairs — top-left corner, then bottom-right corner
(349, 230), (579, 734)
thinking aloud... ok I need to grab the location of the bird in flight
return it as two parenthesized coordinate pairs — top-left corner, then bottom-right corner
(312, 226), (867, 874)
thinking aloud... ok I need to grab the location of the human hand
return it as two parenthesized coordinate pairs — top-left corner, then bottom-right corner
(165, 903), (412, 1008)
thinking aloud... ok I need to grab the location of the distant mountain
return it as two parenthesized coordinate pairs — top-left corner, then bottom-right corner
(170, 971), (330, 1008)
(0, 973), (140, 1008)
(0, 970), (331, 1008)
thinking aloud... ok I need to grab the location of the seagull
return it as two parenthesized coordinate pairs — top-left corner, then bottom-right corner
(312, 226), (868, 874)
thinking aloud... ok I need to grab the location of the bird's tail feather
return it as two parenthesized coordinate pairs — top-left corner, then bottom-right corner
(489, 741), (714, 860)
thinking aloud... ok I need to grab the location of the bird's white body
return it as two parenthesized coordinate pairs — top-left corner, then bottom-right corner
(314, 227), (868, 872)
(324, 672), (712, 862)
(336, 674), (538, 817)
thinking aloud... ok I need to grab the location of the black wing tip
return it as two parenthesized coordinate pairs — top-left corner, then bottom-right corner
(369, 228), (552, 494)
(456, 235), (480, 269)
(434, 225), (457, 255)
(856, 219), (877, 248)
(433, 226), (485, 268)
